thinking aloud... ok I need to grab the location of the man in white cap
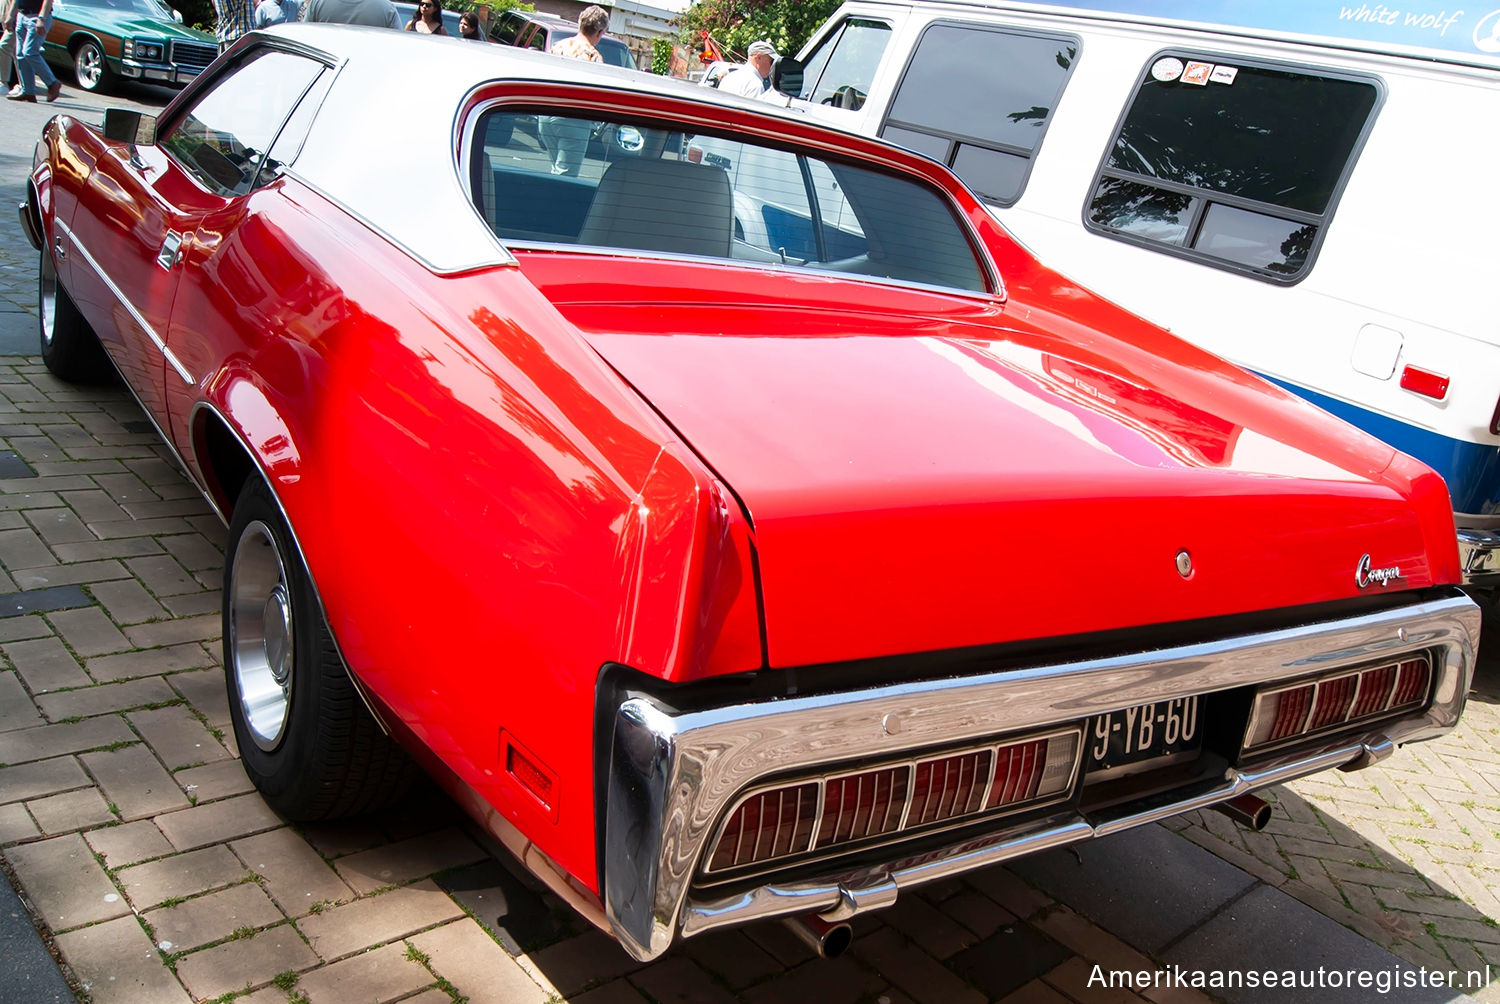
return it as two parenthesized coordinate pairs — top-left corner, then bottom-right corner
(718, 39), (777, 98)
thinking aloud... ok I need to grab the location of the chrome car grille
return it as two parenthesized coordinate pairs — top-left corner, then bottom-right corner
(170, 40), (217, 69)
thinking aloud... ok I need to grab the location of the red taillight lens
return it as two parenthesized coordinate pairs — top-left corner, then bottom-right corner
(1399, 365), (1450, 400)
(708, 783), (818, 872)
(1392, 658), (1431, 707)
(909, 750), (990, 826)
(1350, 664), (1395, 719)
(986, 740), (1042, 809)
(1246, 684), (1314, 748)
(816, 767), (908, 849)
(1308, 674), (1358, 731)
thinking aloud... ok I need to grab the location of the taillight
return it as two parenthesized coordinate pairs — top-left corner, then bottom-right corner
(816, 767), (908, 849)
(1399, 365), (1450, 400)
(1307, 673), (1358, 731)
(708, 783), (818, 872)
(704, 729), (1080, 877)
(1245, 655), (1431, 752)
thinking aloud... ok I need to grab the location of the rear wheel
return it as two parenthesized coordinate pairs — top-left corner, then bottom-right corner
(73, 40), (113, 93)
(38, 244), (114, 383)
(224, 477), (414, 819)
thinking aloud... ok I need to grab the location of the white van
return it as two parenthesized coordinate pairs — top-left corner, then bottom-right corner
(781, 1), (1500, 589)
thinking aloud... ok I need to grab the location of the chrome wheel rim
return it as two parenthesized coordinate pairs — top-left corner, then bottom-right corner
(77, 45), (102, 90)
(230, 519), (295, 751)
(39, 249), (56, 347)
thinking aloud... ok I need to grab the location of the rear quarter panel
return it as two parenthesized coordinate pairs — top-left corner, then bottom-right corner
(164, 178), (756, 887)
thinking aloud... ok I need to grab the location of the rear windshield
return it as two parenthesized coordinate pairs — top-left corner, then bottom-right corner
(471, 109), (991, 295)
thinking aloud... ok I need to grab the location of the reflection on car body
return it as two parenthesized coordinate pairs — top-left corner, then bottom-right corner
(19, 25), (1481, 963)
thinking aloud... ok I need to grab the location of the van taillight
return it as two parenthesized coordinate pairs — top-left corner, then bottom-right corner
(1399, 365), (1450, 400)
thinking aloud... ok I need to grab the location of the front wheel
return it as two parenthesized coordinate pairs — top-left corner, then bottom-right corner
(224, 477), (414, 819)
(73, 40), (113, 93)
(39, 243), (114, 383)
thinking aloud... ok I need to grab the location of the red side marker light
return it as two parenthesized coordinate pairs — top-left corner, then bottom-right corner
(501, 731), (558, 819)
(1399, 365), (1450, 401)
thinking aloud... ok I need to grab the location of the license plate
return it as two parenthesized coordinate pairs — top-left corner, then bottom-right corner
(1086, 696), (1201, 776)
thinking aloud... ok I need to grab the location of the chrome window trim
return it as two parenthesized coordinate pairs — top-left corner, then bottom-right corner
(604, 591), (1479, 961)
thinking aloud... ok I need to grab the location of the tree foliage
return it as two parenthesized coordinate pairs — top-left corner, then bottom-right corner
(651, 37), (674, 75)
(679, 0), (840, 63)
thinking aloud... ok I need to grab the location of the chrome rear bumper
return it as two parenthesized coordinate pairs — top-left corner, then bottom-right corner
(1458, 526), (1500, 586)
(18, 199), (42, 253)
(603, 591), (1480, 961)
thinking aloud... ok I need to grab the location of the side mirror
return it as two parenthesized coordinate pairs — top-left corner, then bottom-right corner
(772, 56), (803, 97)
(104, 108), (157, 145)
(103, 108), (157, 170)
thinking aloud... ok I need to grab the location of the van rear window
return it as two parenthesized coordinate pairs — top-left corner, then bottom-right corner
(1085, 56), (1379, 282)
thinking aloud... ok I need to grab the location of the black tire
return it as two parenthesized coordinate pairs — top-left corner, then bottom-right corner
(39, 244), (114, 383)
(224, 477), (414, 819)
(73, 39), (113, 93)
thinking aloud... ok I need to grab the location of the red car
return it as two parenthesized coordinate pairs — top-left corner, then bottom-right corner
(19, 26), (1481, 962)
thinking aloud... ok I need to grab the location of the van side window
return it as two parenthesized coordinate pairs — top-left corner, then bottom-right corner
(799, 17), (892, 110)
(1086, 55), (1380, 283)
(881, 23), (1078, 206)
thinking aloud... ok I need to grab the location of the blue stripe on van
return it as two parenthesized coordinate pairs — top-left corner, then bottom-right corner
(1259, 374), (1500, 515)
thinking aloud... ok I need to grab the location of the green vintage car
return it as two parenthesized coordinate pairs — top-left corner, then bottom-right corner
(43, 0), (218, 93)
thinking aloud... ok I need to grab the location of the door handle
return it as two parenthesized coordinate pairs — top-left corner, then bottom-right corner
(156, 231), (184, 271)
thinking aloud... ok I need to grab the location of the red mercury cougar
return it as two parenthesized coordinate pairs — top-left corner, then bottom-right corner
(19, 24), (1481, 961)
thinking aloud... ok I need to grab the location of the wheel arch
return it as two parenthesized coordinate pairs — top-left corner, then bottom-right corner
(189, 396), (395, 736)
(190, 399), (258, 523)
(66, 30), (110, 59)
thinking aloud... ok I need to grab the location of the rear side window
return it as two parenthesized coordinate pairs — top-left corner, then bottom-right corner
(160, 49), (325, 197)
(471, 110), (990, 295)
(798, 17), (892, 110)
(882, 23), (1078, 206)
(491, 10), (525, 44)
(1085, 54), (1380, 283)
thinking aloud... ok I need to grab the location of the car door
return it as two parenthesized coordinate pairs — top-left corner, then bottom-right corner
(61, 113), (219, 425)
(149, 49), (331, 450)
(61, 47), (325, 433)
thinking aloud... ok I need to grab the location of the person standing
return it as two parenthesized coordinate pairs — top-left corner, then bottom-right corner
(301, 0), (400, 29)
(6, 0), (60, 103)
(211, 0), (255, 52)
(253, 0), (298, 27)
(538, 5), (609, 176)
(457, 10), (483, 40)
(717, 39), (777, 98)
(402, 0), (445, 34)
(1, 0), (19, 95)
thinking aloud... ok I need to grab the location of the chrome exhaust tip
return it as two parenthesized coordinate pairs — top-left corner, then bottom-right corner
(782, 912), (854, 958)
(1214, 792), (1272, 831)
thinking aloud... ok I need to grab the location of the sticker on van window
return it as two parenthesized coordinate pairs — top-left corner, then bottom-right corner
(1209, 65), (1239, 84)
(1150, 57), (1184, 82)
(1182, 61), (1214, 85)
